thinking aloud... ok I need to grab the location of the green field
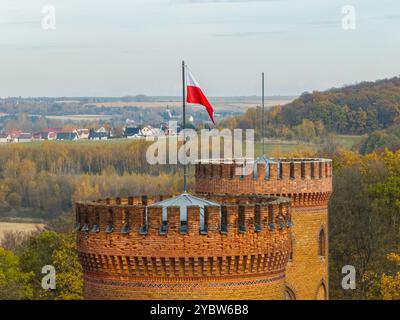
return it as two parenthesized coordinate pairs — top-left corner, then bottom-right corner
(254, 135), (364, 157)
(0, 134), (364, 157)
(334, 134), (365, 149)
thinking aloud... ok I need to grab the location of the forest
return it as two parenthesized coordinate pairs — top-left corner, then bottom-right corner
(0, 141), (185, 220)
(221, 77), (400, 152)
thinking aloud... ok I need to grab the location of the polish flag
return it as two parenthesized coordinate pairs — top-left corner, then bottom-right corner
(186, 70), (215, 125)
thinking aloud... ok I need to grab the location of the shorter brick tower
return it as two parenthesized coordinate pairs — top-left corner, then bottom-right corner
(76, 194), (292, 300)
(195, 157), (332, 300)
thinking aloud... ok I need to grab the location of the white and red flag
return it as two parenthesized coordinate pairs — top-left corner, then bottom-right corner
(186, 70), (215, 125)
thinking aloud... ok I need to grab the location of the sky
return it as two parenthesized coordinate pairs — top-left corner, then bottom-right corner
(0, 0), (399, 97)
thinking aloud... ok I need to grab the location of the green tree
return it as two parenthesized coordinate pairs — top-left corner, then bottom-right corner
(17, 231), (83, 300)
(0, 247), (33, 300)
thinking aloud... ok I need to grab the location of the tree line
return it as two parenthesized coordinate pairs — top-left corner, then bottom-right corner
(220, 77), (400, 148)
(0, 141), (187, 220)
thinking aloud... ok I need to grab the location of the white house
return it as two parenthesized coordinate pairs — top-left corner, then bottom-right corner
(76, 129), (90, 139)
(0, 133), (11, 143)
(141, 126), (155, 137)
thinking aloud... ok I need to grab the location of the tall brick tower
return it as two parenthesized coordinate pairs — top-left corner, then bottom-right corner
(195, 157), (332, 300)
(76, 193), (292, 300)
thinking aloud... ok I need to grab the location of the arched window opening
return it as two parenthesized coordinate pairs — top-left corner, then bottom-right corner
(284, 286), (296, 300)
(318, 228), (326, 257)
(316, 282), (327, 300)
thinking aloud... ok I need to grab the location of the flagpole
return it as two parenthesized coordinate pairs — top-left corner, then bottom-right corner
(262, 72), (265, 155)
(182, 60), (187, 193)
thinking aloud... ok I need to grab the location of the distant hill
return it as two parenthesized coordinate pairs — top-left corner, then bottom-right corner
(276, 77), (400, 135)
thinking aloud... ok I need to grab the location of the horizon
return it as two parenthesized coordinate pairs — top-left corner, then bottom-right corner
(1, 0), (399, 97)
(1, 75), (398, 100)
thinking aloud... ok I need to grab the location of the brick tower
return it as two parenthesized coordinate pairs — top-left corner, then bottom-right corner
(76, 194), (292, 300)
(195, 158), (332, 300)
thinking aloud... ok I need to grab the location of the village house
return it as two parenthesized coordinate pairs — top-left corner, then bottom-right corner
(17, 133), (33, 143)
(141, 125), (155, 137)
(0, 133), (11, 143)
(88, 128), (108, 140)
(56, 131), (78, 141)
(123, 127), (141, 139)
(76, 129), (90, 139)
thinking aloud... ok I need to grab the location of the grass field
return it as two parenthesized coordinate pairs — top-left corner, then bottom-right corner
(0, 222), (45, 243)
(0, 134), (365, 153)
(334, 134), (365, 149)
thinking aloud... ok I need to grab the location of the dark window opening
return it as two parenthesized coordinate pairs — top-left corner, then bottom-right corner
(160, 219), (168, 235)
(229, 164), (234, 179)
(319, 162), (323, 178)
(278, 216), (284, 230)
(121, 210), (130, 234)
(254, 205), (262, 232)
(301, 162), (305, 179)
(91, 211), (100, 233)
(268, 205), (275, 230)
(220, 206), (228, 234)
(238, 205), (246, 233)
(81, 211), (89, 232)
(180, 219), (188, 234)
(311, 162), (315, 178)
(139, 209), (148, 235)
(75, 207), (81, 230)
(290, 162), (295, 179)
(318, 228), (326, 257)
(278, 163), (283, 180)
(105, 209), (114, 233)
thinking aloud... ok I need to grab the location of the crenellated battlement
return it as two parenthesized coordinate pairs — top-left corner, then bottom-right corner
(195, 158), (332, 181)
(195, 158), (333, 205)
(76, 194), (291, 238)
(76, 193), (292, 290)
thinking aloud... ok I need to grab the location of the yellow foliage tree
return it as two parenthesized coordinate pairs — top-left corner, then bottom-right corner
(380, 253), (400, 300)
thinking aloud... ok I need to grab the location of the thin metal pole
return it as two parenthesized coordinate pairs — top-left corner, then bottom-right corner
(182, 61), (187, 193)
(262, 72), (265, 155)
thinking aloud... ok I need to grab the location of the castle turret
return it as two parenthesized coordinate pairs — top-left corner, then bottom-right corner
(76, 194), (292, 300)
(195, 158), (332, 300)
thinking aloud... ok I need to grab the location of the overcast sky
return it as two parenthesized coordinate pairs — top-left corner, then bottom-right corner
(0, 0), (399, 97)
